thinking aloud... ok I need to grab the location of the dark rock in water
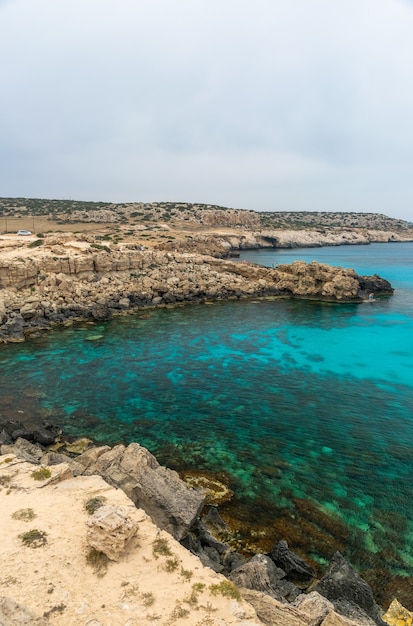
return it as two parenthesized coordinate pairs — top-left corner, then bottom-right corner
(202, 506), (229, 534)
(314, 551), (388, 626)
(229, 554), (300, 602)
(270, 539), (315, 583)
(222, 551), (246, 574)
(195, 520), (229, 555)
(32, 426), (58, 446)
(359, 274), (394, 296)
(1, 313), (25, 342)
(91, 304), (112, 321)
(0, 417), (61, 447)
(11, 428), (35, 442)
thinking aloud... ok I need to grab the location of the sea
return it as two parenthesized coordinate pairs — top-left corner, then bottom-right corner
(1, 241), (413, 601)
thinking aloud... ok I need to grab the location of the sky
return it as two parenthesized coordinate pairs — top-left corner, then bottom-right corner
(1, 0), (413, 221)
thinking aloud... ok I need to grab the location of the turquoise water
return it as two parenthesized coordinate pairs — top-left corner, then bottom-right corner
(1, 242), (413, 589)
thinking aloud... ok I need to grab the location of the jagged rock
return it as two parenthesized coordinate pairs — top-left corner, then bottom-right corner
(358, 275), (393, 296)
(86, 504), (139, 561)
(270, 540), (316, 583)
(195, 520), (229, 555)
(180, 533), (224, 573)
(203, 546), (223, 571)
(74, 445), (112, 468)
(84, 442), (205, 540)
(1, 437), (43, 463)
(32, 423), (61, 446)
(229, 554), (300, 602)
(223, 551), (246, 574)
(314, 552), (387, 626)
(11, 428), (34, 442)
(202, 506), (229, 534)
(0, 596), (47, 625)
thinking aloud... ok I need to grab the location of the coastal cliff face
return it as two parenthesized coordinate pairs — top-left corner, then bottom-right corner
(0, 235), (393, 342)
(156, 229), (412, 257)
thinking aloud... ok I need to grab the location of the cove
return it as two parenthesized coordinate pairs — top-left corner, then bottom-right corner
(1, 242), (413, 600)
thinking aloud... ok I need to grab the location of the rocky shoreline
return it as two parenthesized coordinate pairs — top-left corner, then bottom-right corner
(0, 222), (409, 624)
(0, 423), (411, 626)
(0, 231), (394, 343)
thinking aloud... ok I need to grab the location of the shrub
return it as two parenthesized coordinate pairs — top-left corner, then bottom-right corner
(209, 581), (241, 600)
(165, 557), (179, 572)
(86, 548), (108, 577)
(85, 496), (106, 515)
(141, 592), (155, 606)
(31, 467), (51, 481)
(152, 536), (172, 558)
(19, 529), (47, 548)
(12, 508), (36, 522)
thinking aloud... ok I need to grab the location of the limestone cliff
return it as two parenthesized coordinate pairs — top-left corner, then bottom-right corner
(0, 235), (393, 343)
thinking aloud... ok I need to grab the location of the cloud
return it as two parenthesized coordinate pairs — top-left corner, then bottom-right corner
(1, 0), (413, 220)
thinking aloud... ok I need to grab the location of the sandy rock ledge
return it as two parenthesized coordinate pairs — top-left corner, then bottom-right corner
(2, 453), (408, 625)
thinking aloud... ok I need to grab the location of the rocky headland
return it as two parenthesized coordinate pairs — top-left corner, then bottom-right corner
(0, 230), (394, 343)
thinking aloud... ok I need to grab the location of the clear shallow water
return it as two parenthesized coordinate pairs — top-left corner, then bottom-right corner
(1, 242), (413, 590)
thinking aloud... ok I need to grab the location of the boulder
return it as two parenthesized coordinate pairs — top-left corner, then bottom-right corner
(314, 552), (387, 626)
(2, 437), (43, 464)
(32, 422), (61, 446)
(270, 540), (315, 583)
(84, 442), (205, 540)
(229, 554), (300, 602)
(86, 504), (139, 561)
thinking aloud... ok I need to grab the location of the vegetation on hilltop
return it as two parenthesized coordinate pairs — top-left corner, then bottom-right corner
(0, 197), (411, 231)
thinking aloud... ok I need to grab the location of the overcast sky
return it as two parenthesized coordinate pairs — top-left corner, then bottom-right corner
(1, 0), (413, 220)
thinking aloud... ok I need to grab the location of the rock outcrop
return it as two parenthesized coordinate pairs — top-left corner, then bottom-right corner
(315, 552), (388, 626)
(77, 442), (205, 541)
(1, 438), (408, 626)
(0, 242), (393, 342)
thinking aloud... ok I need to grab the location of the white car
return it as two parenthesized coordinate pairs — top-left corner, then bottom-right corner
(17, 230), (32, 236)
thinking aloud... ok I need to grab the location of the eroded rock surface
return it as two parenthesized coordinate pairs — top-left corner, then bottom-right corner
(0, 234), (394, 342)
(79, 442), (205, 540)
(86, 504), (139, 560)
